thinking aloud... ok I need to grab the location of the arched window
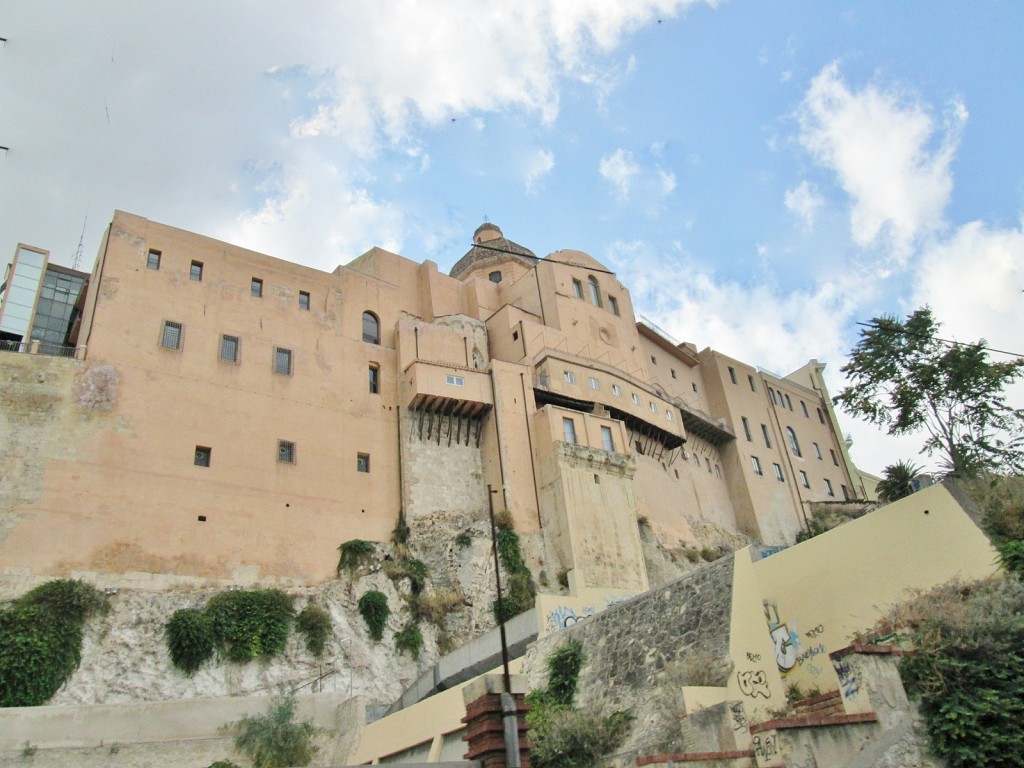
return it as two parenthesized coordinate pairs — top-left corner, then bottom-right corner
(786, 427), (801, 457)
(362, 311), (380, 344)
(587, 276), (602, 307)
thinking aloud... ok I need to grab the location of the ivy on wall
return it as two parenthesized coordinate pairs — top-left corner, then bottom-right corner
(0, 580), (107, 707)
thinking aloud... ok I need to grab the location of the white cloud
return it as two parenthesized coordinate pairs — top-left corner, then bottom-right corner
(0, 1), (711, 270)
(659, 169), (677, 195)
(600, 149), (641, 200)
(796, 63), (966, 257)
(525, 149), (556, 194)
(911, 220), (1024, 352)
(784, 180), (824, 230)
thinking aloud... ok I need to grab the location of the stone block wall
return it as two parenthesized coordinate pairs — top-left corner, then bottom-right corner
(522, 556), (735, 766)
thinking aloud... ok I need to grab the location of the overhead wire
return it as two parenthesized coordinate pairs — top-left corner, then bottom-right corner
(856, 321), (1022, 359)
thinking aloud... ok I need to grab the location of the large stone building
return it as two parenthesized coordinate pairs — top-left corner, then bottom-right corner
(0, 211), (868, 594)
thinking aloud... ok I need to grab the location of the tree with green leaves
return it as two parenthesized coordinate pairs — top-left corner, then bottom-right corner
(835, 307), (1024, 478)
(875, 460), (924, 503)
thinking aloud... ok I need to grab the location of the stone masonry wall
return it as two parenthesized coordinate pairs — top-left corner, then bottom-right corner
(521, 555), (735, 766)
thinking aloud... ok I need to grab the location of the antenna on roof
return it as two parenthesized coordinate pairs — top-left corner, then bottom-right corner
(72, 216), (87, 271)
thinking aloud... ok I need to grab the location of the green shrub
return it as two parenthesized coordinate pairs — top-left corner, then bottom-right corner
(16, 579), (107, 623)
(0, 580), (106, 707)
(0, 606), (82, 707)
(409, 589), (464, 625)
(336, 539), (376, 576)
(358, 590), (389, 641)
(526, 639), (632, 768)
(699, 547), (718, 562)
(490, 519), (536, 622)
(894, 578), (1024, 767)
(205, 589), (294, 663)
(530, 708), (634, 768)
(385, 558), (429, 595)
(166, 608), (215, 674)
(556, 568), (570, 589)
(392, 513), (410, 545)
(455, 530), (473, 548)
(295, 604), (332, 656)
(395, 622), (424, 660)
(546, 639), (584, 706)
(207, 761), (240, 768)
(232, 695), (318, 768)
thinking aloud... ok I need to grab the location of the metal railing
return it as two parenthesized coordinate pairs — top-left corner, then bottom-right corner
(0, 339), (85, 359)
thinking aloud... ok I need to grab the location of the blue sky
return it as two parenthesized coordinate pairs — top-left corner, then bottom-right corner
(2, 1), (1022, 474)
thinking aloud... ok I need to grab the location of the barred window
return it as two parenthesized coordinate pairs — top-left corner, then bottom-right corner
(274, 347), (293, 375)
(147, 250), (161, 270)
(220, 335), (239, 363)
(194, 446), (211, 467)
(161, 321), (182, 350)
(277, 440), (295, 464)
(299, 291), (310, 310)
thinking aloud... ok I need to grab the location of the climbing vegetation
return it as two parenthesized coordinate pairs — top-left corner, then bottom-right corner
(231, 695), (318, 768)
(394, 622), (424, 661)
(891, 578), (1024, 768)
(526, 639), (633, 768)
(166, 589), (294, 672)
(0, 580), (107, 707)
(358, 590), (390, 641)
(295, 604), (332, 657)
(336, 539), (377, 576)
(491, 515), (536, 622)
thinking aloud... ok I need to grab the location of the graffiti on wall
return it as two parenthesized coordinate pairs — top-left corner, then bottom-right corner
(833, 657), (860, 700)
(763, 602), (799, 673)
(737, 670), (771, 699)
(752, 732), (778, 762)
(545, 604), (596, 633)
(729, 701), (749, 732)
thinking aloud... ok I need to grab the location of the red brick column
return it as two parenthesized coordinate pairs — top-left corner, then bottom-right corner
(462, 674), (530, 768)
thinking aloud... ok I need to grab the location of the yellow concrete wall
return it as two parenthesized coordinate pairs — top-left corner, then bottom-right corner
(727, 483), (999, 719)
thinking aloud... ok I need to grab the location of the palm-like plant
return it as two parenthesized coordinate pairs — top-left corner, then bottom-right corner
(876, 460), (925, 503)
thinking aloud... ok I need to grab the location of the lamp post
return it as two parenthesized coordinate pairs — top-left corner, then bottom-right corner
(487, 484), (512, 692)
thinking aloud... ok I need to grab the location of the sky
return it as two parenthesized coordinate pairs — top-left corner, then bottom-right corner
(2, 1), (1022, 476)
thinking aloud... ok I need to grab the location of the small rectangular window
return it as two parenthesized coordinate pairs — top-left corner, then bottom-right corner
(649, 402), (657, 413)
(299, 291), (310, 310)
(666, 409), (673, 421)
(825, 479), (835, 497)
(512, 330), (519, 341)
(608, 295), (620, 316)
(446, 374), (465, 386)
(220, 334), (239, 362)
(773, 463), (785, 482)
(728, 366), (738, 385)
(748, 374), (757, 392)
(251, 277), (263, 297)
(842, 484), (850, 500)
(274, 347), (293, 375)
(147, 249), (161, 270)
(715, 464), (722, 478)
(488, 270), (502, 283)
(769, 388), (777, 405)
(612, 384), (621, 397)
(631, 393), (640, 405)
(817, 407), (826, 424)
(751, 456), (763, 475)
(742, 416), (752, 441)
(600, 426), (614, 452)
(194, 446), (211, 467)
(671, 368), (677, 379)
(357, 453), (370, 473)
(785, 393), (793, 410)
(562, 417), (577, 445)
(369, 364), (380, 393)
(800, 470), (810, 489)
(190, 261), (203, 281)
(564, 371), (575, 384)
(651, 355), (657, 365)
(831, 449), (839, 466)
(705, 457), (712, 473)
(572, 279), (583, 298)
(801, 401), (809, 418)
(761, 424), (772, 448)
(814, 442), (822, 460)
(588, 377), (600, 390)
(161, 321), (183, 350)
(277, 440), (295, 464)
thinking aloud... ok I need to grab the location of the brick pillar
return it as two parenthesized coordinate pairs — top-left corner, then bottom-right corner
(462, 674), (530, 768)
